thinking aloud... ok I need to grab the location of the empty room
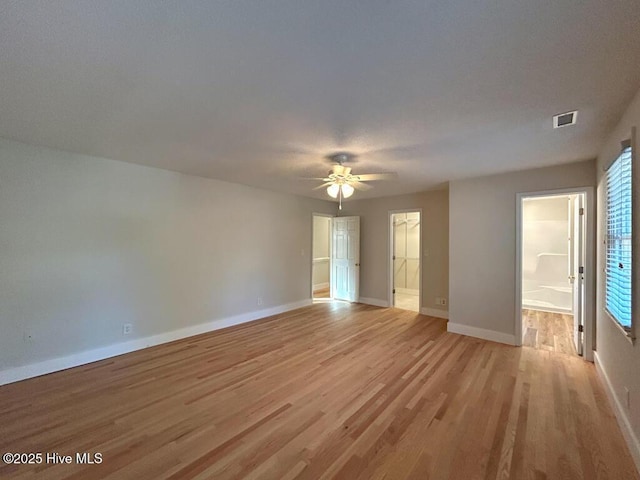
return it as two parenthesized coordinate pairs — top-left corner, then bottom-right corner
(1, 2), (640, 479)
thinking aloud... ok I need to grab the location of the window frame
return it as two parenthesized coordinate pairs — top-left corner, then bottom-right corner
(604, 139), (634, 338)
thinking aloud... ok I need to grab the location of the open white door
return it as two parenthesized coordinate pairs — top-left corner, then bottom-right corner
(571, 194), (585, 355)
(332, 216), (360, 302)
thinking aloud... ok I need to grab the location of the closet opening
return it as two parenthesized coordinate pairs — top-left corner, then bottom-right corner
(389, 210), (422, 312)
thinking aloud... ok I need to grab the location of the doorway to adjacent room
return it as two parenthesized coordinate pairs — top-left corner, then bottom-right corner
(312, 214), (332, 301)
(516, 189), (594, 359)
(389, 210), (422, 312)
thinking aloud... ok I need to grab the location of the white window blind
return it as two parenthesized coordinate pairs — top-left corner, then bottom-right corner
(605, 145), (632, 329)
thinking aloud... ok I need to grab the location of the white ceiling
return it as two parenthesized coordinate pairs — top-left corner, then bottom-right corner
(1, 1), (639, 200)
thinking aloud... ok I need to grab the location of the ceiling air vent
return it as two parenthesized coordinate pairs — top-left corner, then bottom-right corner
(553, 110), (578, 129)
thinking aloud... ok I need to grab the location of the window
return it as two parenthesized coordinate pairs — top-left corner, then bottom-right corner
(605, 143), (632, 331)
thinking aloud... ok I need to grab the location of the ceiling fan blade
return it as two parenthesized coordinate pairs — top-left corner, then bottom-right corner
(349, 180), (373, 191)
(355, 172), (398, 181)
(300, 177), (332, 181)
(312, 182), (334, 190)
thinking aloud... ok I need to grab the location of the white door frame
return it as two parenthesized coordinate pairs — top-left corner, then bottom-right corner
(571, 193), (585, 355)
(388, 209), (423, 311)
(311, 213), (334, 300)
(515, 187), (595, 361)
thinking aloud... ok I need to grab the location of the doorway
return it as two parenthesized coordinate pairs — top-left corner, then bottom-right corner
(332, 216), (360, 303)
(312, 214), (361, 304)
(312, 214), (332, 301)
(389, 210), (422, 312)
(516, 188), (594, 360)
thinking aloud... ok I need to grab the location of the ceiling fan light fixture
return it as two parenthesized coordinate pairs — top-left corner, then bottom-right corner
(341, 183), (354, 198)
(310, 151), (397, 202)
(327, 183), (340, 198)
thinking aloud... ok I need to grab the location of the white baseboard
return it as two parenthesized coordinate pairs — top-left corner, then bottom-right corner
(420, 308), (449, 319)
(447, 322), (516, 345)
(0, 299), (312, 386)
(358, 297), (389, 308)
(594, 352), (640, 473)
(313, 282), (330, 291)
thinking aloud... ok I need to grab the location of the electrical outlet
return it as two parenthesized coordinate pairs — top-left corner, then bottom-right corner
(441, 298), (447, 306)
(122, 323), (133, 335)
(257, 297), (263, 306)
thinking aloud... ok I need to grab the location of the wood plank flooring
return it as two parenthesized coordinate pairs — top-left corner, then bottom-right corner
(312, 287), (330, 299)
(393, 292), (420, 312)
(522, 309), (577, 356)
(0, 303), (637, 480)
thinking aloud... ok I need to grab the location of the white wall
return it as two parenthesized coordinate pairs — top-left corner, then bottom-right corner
(339, 189), (449, 316)
(449, 160), (595, 343)
(594, 86), (640, 469)
(0, 138), (335, 376)
(312, 215), (331, 288)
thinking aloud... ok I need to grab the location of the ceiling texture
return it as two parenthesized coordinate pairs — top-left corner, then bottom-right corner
(1, 1), (639, 200)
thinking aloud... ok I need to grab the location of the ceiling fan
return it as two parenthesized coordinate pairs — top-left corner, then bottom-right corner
(304, 153), (397, 209)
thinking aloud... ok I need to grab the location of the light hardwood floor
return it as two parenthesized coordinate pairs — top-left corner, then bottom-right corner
(393, 292), (420, 312)
(522, 308), (577, 356)
(0, 303), (637, 480)
(312, 287), (330, 299)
